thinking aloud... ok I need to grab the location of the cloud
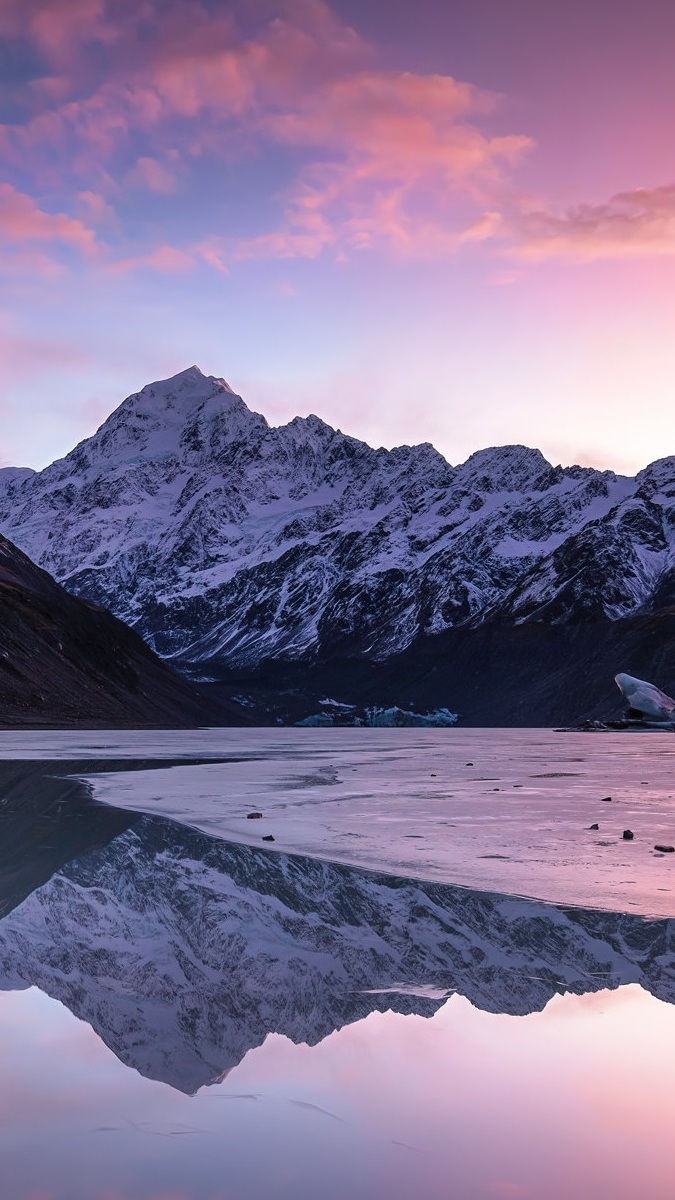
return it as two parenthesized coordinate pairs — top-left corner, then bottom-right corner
(108, 237), (230, 274)
(0, 327), (88, 374)
(0, 0), (533, 268)
(128, 156), (178, 194)
(110, 243), (196, 273)
(191, 237), (229, 273)
(0, 0), (109, 49)
(513, 183), (675, 262)
(237, 69), (530, 260)
(0, 184), (98, 255)
(459, 211), (504, 245)
(76, 189), (118, 228)
(7, 1), (675, 274)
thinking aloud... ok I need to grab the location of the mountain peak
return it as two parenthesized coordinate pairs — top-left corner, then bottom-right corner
(455, 445), (552, 491)
(97, 365), (245, 440)
(635, 456), (675, 493)
(132, 366), (237, 405)
(165, 365), (236, 394)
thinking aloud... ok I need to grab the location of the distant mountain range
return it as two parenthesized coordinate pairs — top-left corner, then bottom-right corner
(2, 365), (675, 724)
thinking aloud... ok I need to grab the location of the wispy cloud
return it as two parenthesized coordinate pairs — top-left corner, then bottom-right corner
(238, 71), (530, 259)
(0, 184), (98, 255)
(511, 184), (675, 262)
(0, 324), (88, 373)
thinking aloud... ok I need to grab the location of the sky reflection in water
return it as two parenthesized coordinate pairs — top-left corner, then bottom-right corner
(0, 985), (673, 1200)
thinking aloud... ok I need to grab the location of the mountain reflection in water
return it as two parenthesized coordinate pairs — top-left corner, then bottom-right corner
(0, 760), (673, 1095)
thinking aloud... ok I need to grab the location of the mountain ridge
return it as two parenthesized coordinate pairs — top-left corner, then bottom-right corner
(0, 527), (239, 728)
(1, 366), (674, 722)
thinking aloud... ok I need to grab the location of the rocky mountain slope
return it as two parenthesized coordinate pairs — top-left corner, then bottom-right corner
(0, 803), (673, 1093)
(2, 366), (675, 720)
(0, 531), (237, 727)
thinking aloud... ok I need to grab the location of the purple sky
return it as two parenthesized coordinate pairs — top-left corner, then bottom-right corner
(2, 0), (675, 472)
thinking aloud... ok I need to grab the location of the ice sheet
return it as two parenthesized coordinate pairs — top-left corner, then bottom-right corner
(2, 728), (675, 917)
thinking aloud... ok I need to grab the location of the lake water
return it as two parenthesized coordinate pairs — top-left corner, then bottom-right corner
(1, 729), (674, 1199)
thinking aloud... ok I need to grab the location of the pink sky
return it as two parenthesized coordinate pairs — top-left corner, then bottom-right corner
(1, 0), (674, 471)
(2, 984), (675, 1199)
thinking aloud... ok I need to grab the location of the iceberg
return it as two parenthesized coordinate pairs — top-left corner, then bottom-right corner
(364, 706), (458, 728)
(296, 704), (458, 728)
(615, 672), (675, 725)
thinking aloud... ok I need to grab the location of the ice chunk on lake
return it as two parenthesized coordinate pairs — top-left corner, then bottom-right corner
(296, 704), (458, 727)
(615, 672), (675, 724)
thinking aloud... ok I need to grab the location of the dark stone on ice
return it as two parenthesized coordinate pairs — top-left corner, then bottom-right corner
(589, 823), (599, 830)
(654, 844), (675, 853)
(247, 812), (263, 819)
(600, 796), (612, 802)
(622, 829), (634, 840)
(262, 834), (275, 842)
(466, 762), (474, 767)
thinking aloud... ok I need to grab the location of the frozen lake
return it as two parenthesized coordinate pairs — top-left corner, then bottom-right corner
(2, 726), (674, 915)
(0, 727), (674, 1199)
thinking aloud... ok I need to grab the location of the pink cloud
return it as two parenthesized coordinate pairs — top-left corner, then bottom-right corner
(236, 67), (530, 260)
(0, 184), (98, 255)
(0, 0), (107, 44)
(109, 237), (233, 275)
(0, 247), (67, 279)
(110, 243), (196, 273)
(513, 183), (675, 262)
(28, 0), (113, 64)
(76, 189), (118, 228)
(128, 155), (178, 194)
(459, 211), (504, 244)
(0, 1), (533, 266)
(10, 1), (672, 272)
(0, 325), (88, 375)
(144, 244), (194, 271)
(191, 237), (229, 273)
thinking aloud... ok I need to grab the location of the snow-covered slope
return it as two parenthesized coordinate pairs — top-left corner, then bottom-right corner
(0, 811), (673, 1094)
(0, 365), (672, 674)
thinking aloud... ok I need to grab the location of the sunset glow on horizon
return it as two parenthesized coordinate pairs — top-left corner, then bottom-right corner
(2, 0), (675, 472)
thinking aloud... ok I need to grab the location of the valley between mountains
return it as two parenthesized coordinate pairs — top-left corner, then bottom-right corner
(2, 365), (675, 726)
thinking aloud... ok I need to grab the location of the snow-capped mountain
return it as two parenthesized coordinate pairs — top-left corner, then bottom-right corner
(0, 366), (674, 690)
(0, 807), (673, 1094)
